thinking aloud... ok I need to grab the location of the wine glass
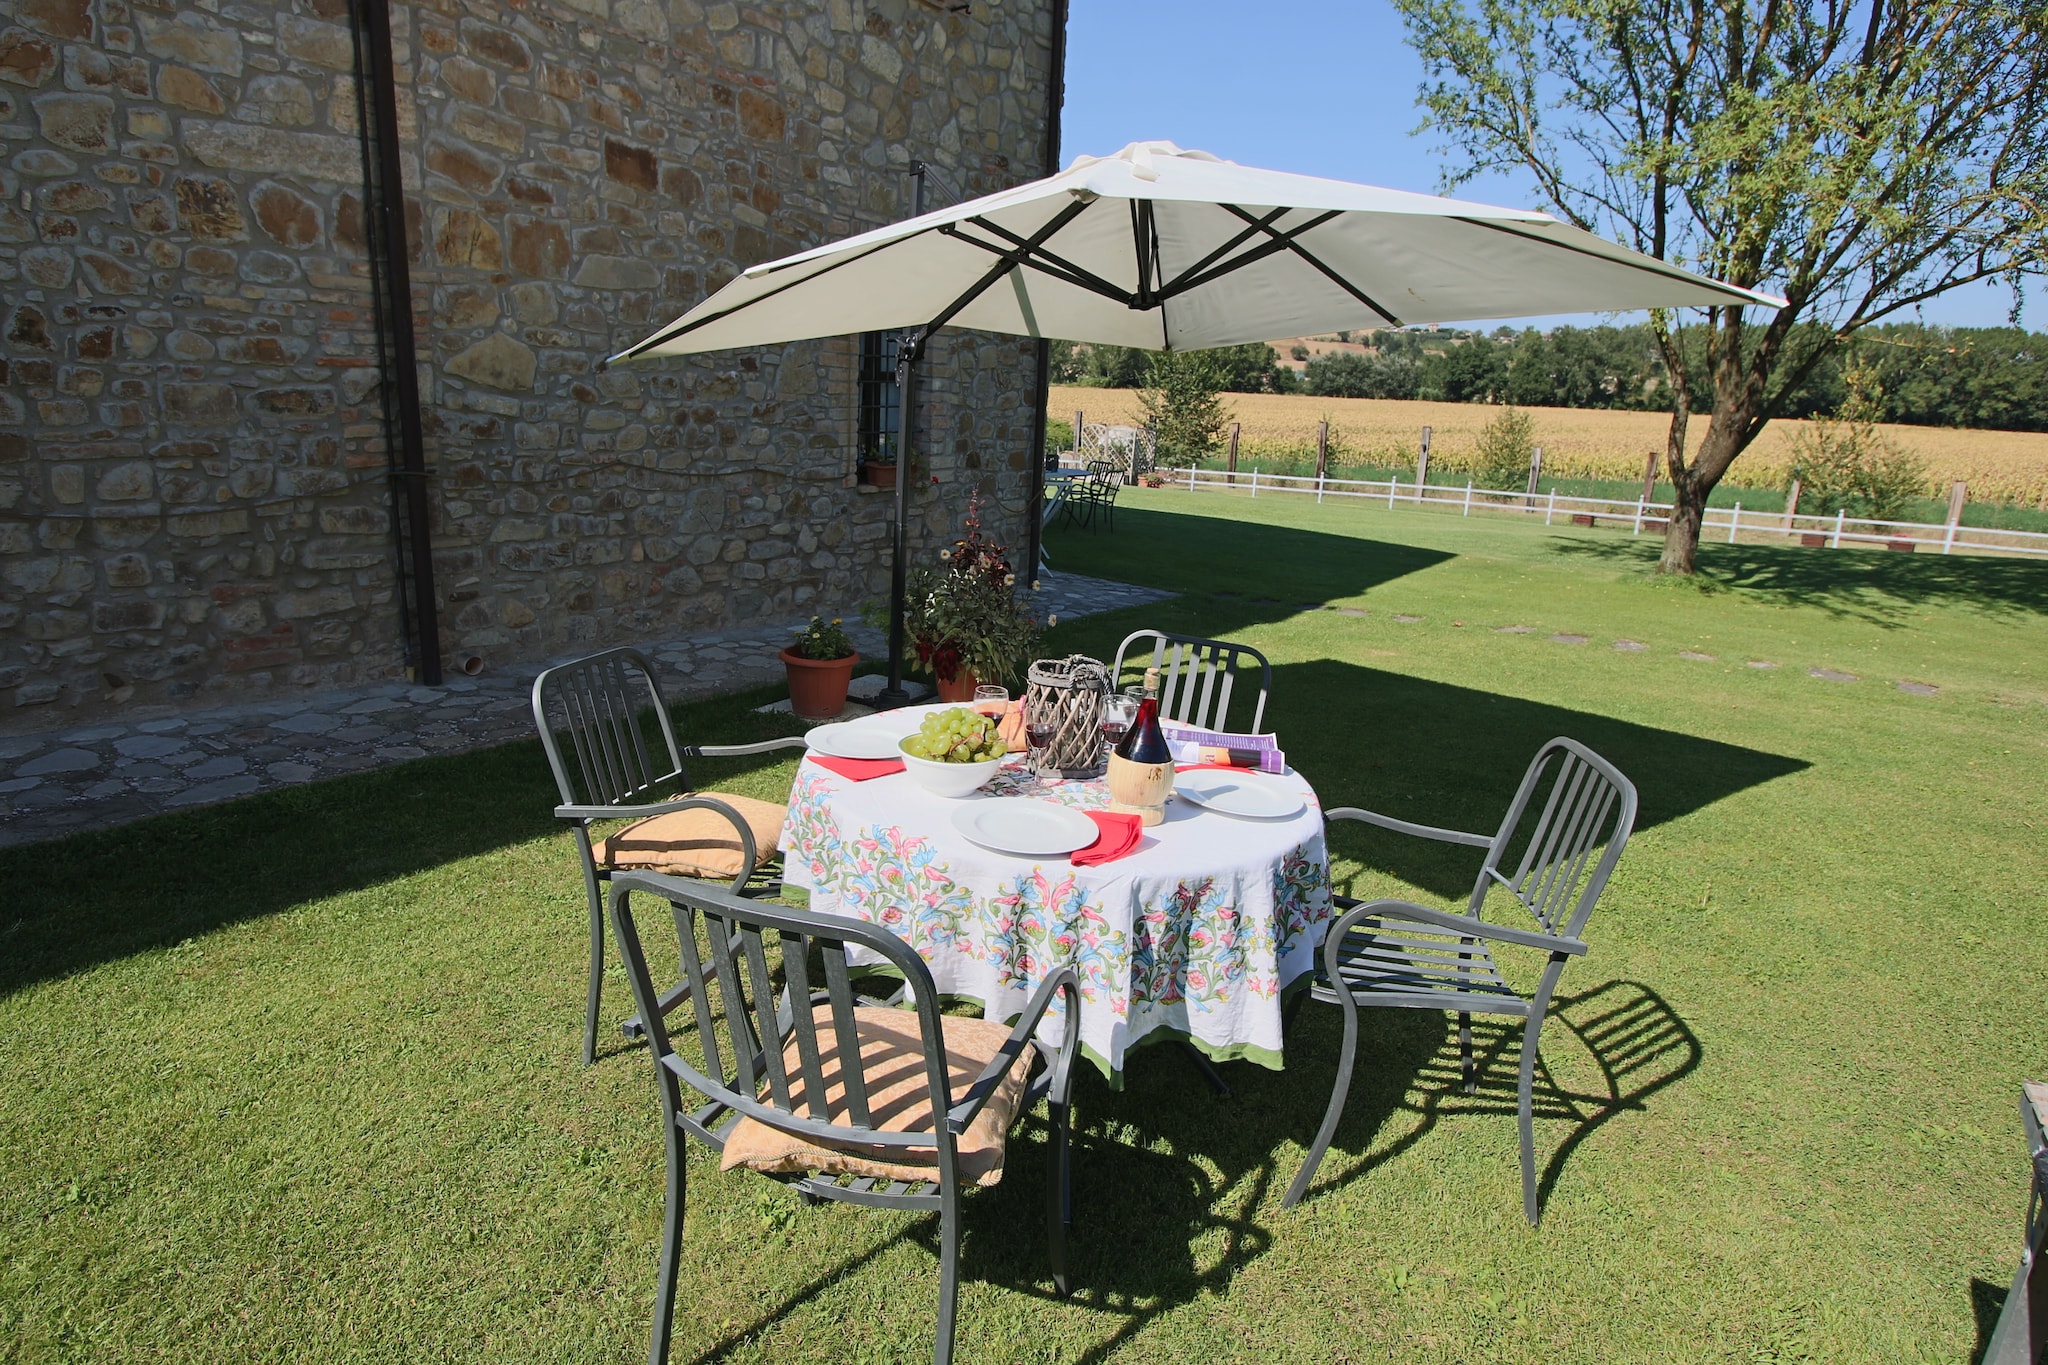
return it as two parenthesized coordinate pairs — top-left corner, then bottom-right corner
(1024, 702), (1059, 782)
(972, 684), (1009, 718)
(1101, 694), (1138, 753)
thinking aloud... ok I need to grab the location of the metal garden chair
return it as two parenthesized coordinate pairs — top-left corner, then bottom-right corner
(607, 871), (1081, 1365)
(531, 646), (805, 1064)
(1985, 1081), (2048, 1364)
(1283, 737), (1639, 1225)
(1111, 629), (1271, 733)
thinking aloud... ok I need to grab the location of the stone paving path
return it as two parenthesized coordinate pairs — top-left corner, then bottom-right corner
(0, 570), (1176, 849)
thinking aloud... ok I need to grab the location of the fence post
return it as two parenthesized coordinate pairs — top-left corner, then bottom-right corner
(1546, 488), (1556, 525)
(1388, 475), (1397, 509)
(1316, 418), (1328, 503)
(1226, 422), (1240, 486)
(1640, 448), (1658, 503)
(1944, 480), (1966, 554)
(1250, 466), (1258, 498)
(1525, 445), (1543, 509)
(1785, 477), (1802, 533)
(1729, 502), (1740, 543)
(1073, 410), (1084, 461)
(1417, 425), (1432, 492)
(1188, 464), (1196, 493)
(1831, 508), (1845, 549)
(1633, 498), (1644, 535)
(1463, 480), (1473, 516)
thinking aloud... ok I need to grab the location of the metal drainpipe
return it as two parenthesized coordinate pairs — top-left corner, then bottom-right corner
(1023, 0), (1068, 580)
(348, 0), (442, 686)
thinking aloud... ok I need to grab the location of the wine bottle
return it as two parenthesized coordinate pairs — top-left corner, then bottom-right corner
(1113, 695), (1173, 766)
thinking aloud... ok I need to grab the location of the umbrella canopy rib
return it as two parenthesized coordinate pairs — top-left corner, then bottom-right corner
(910, 194), (1097, 351)
(1155, 208), (1343, 300)
(608, 230), (926, 364)
(1451, 217), (1763, 305)
(937, 220), (1136, 306)
(1158, 206), (1292, 294)
(1217, 204), (1404, 327)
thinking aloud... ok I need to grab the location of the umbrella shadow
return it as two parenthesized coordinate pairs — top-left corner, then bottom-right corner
(1548, 533), (2048, 626)
(1282, 979), (1702, 1218)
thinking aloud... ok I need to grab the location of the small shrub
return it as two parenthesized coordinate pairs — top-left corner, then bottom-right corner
(1470, 405), (1536, 489)
(1789, 360), (1927, 521)
(1139, 350), (1230, 466)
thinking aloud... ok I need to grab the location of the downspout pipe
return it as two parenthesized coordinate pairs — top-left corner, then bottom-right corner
(1024, 0), (1068, 579)
(349, 0), (442, 686)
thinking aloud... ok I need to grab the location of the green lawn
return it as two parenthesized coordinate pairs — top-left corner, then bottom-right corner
(5, 489), (2047, 1363)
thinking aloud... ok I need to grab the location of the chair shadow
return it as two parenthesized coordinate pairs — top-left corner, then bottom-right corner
(0, 685), (809, 999)
(1549, 533), (2048, 626)
(1284, 979), (1702, 1219)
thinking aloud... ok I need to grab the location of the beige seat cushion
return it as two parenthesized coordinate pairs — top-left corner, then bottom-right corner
(720, 1006), (1038, 1188)
(595, 793), (787, 880)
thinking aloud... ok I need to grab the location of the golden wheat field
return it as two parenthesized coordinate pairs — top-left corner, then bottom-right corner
(1049, 386), (2048, 506)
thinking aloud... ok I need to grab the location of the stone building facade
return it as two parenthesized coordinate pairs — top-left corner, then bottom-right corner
(0, 0), (1058, 730)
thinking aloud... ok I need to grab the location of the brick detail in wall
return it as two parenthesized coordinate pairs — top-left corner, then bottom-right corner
(0, 0), (1055, 728)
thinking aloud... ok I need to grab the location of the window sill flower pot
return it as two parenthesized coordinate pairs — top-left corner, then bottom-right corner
(780, 648), (860, 720)
(861, 460), (897, 488)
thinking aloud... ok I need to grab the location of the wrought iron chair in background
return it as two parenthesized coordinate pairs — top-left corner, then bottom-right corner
(1059, 461), (1122, 532)
(1284, 737), (1639, 1225)
(608, 871), (1081, 1365)
(532, 646), (805, 1064)
(1111, 629), (1271, 734)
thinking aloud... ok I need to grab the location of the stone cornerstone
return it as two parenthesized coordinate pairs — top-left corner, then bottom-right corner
(0, 0), (1057, 730)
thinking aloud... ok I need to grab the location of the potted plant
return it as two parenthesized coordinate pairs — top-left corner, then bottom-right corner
(861, 434), (897, 488)
(879, 496), (1041, 701)
(779, 615), (859, 720)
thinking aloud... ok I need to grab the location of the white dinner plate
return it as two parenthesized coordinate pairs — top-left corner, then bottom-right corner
(1174, 771), (1305, 820)
(805, 720), (909, 761)
(951, 799), (1100, 857)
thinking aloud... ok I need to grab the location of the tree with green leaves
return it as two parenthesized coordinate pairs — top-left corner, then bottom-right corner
(1140, 349), (1231, 466)
(1397, 0), (2048, 572)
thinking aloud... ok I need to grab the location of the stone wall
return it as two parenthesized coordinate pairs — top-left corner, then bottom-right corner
(0, 0), (1056, 731)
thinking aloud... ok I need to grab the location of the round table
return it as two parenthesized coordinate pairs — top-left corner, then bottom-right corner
(780, 709), (1334, 1081)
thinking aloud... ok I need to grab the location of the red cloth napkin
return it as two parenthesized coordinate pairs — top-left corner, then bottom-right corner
(1175, 761), (1254, 774)
(808, 754), (904, 782)
(1072, 810), (1143, 866)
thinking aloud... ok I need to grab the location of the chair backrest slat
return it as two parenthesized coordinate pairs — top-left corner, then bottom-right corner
(531, 647), (688, 810)
(780, 934), (835, 1122)
(741, 927), (795, 1112)
(704, 911), (761, 1096)
(1476, 739), (1639, 942)
(820, 946), (874, 1129)
(1111, 629), (1271, 734)
(673, 903), (723, 1082)
(609, 875), (961, 1163)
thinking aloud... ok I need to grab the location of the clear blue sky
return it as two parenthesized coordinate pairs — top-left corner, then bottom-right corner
(1060, 0), (2031, 331)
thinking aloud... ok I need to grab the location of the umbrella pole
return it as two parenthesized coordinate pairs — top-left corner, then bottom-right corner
(878, 331), (920, 708)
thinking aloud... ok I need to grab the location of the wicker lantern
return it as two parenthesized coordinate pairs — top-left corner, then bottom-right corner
(1024, 654), (1111, 776)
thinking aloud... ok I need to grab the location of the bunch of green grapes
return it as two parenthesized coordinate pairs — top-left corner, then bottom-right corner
(901, 707), (1005, 763)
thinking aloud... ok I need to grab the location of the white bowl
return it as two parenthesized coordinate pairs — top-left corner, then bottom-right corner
(897, 737), (1006, 798)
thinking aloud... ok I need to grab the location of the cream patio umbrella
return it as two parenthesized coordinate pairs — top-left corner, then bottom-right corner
(606, 141), (1784, 700)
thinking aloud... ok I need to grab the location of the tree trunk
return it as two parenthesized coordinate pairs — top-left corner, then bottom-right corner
(1657, 410), (1752, 574)
(1658, 475), (1708, 573)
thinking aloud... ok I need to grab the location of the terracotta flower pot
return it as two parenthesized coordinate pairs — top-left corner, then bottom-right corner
(862, 460), (897, 488)
(933, 669), (980, 704)
(780, 648), (859, 720)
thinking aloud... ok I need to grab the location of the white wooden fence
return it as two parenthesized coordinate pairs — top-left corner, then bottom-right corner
(1158, 465), (2048, 560)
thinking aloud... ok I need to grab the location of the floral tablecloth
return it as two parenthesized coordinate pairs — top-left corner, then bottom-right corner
(780, 740), (1333, 1081)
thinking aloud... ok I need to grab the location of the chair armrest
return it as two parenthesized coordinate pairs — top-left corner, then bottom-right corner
(1326, 805), (1493, 848)
(686, 736), (809, 758)
(1333, 897), (1587, 957)
(946, 967), (1081, 1133)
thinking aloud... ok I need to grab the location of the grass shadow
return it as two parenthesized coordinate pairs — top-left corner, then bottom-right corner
(1548, 533), (2048, 626)
(0, 683), (808, 999)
